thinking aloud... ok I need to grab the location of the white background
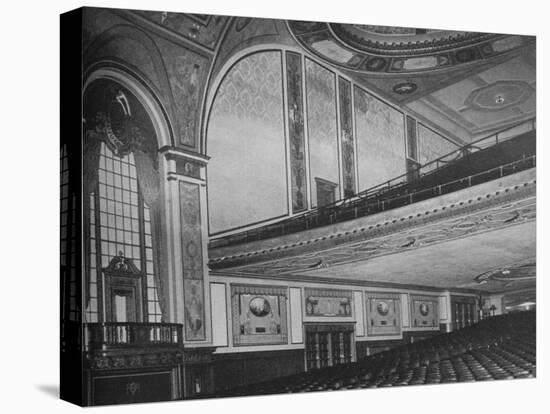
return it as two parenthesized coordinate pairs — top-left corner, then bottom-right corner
(0, 0), (547, 412)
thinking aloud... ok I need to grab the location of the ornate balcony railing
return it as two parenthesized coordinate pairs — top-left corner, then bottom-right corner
(210, 119), (535, 249)
(84, 322), (183, 351)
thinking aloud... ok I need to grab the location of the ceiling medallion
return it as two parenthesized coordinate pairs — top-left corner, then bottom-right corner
(393, 82), (418, 94)
(495, 94), (505, 104)
(463, 80), (533, 112)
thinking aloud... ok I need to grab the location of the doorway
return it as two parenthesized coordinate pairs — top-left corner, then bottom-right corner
(305, 324), (354, 370)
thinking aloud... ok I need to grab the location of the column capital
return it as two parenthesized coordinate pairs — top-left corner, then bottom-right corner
(160, 146), (209, 182)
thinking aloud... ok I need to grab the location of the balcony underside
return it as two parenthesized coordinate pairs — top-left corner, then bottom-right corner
(209, 168), (535, 295)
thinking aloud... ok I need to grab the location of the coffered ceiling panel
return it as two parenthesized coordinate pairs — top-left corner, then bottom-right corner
(406, 52), (536, 141)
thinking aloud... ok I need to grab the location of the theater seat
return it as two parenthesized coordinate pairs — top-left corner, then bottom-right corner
(210, 311), (535, 397)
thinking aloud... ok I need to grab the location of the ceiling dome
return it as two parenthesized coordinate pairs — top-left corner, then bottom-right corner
(330, 23), (495, 55)
(287, 20), (529, 75)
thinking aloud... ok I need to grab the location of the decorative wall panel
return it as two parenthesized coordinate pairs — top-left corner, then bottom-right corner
(231, 284), (288, 346)
(439, 295), (449, 322)
(338, 78), (356, 197)
(179, 182), (205, 340)
(211, 283), (228, 346)
(155, 38), (209, 149)
(410, 295), (439, 328)
(208, 52), (287, 233)
(353, 291), (365, 337)
(289, 287), (304, 343)
(406, 116), (418, 160)
(354, 86), (406, 191)
(286, 52), (308, 212)
(92, 371), (174, 405)
(401, 293), (410, 327)
(418, 124), (459, 171)
(365, 292), (402, 337)
(304, 288), (353, 317)
(305, 59), (339, 207)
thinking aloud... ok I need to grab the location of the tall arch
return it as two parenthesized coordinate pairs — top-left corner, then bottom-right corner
(205, 49), (290, 234)
(82, 68), (175, 323)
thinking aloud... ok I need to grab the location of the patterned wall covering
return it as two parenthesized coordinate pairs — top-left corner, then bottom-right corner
(208, 52), (288, 234)
(338, 78), (356, 197)
(354, 86), (406, 191)
(286, 52), (308, 212)
(208, 51), (454, 235)
(418, 124), (460, 171)
(365, 293), (402, 336)
(179, 182), (205, 340)
(305, 59), (339, 207)
(231, 284), (288, 346)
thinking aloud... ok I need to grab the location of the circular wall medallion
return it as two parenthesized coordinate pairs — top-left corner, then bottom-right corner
(377, 301), (390, 316)
(419, 303), (430, 316)
(249, 297), (271, 317)
(393, 82), (418, 94)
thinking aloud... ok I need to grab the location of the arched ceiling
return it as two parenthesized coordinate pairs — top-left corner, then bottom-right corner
(116, 8), (536, 148)
(288, 20), (528, 75)
(287, 20), (536, 142)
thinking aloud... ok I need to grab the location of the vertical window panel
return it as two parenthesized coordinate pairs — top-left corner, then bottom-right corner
(89, 142), (161, 322)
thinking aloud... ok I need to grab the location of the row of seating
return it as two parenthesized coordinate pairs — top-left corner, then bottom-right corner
(210, 311), (535, 397)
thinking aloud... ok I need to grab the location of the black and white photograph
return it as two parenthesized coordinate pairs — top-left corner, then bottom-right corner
(1, 1), (547, 413)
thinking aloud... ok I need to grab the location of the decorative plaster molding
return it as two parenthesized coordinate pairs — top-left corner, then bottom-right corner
(209, 171), (535, 272)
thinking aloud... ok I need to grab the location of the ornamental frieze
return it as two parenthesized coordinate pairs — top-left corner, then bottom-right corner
(210, 173), (535, 276)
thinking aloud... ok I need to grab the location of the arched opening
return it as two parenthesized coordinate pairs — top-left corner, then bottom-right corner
(82, 75), (169, 324)
(206, 50), (289, 235)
